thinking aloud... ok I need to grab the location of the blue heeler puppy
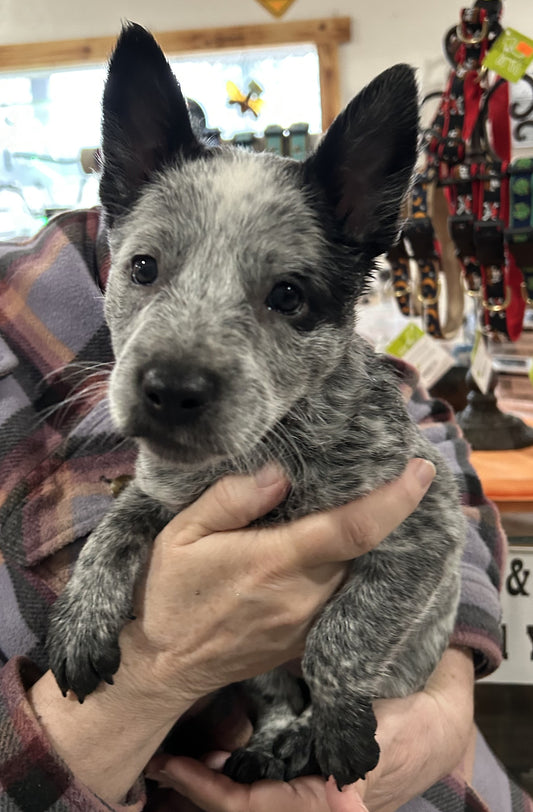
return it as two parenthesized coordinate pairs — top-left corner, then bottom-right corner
(47, 23), (465, 788)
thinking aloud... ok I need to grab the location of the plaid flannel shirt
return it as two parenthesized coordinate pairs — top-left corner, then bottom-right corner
(0, 209), (529, 811)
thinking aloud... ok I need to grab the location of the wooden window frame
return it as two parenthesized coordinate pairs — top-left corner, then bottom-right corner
(0, 17), (350, 130)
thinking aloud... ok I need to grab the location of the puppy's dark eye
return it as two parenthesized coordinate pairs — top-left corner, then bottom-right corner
(131, 255), (158, 285)
(266, 281), (304, 316)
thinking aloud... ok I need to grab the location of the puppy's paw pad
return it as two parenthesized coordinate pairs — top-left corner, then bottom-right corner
(47, 598), (122, 701)
(48, 631), (121, 701)
(272, 723), (318, 779)
(313, 698), (380, 787)
(316, 734), (380, 787)
(223, 747), (285, 784)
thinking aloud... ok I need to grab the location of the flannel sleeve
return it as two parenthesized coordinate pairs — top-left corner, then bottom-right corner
(0, 656), (146, 811)
(408, 387), (505, 678)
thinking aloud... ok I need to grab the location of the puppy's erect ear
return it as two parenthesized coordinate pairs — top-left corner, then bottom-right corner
(100, 22), (202, 224)
(305, 64), (419, 257)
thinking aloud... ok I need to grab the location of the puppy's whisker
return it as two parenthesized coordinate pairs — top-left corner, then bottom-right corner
(33, 375), (110, 430)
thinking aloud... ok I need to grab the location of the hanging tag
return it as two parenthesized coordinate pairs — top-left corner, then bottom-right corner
(385, 323), (454, 389)
(483, 27), (533, 82)
(254, 0), (297, 17)
(470, 329), (493, 395)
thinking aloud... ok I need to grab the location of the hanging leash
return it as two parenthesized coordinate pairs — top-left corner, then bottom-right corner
(429, 1), (525, 341)
(506, 157), (533, 309)
(386, 237), (412, 318)
(388, 0), (528, 340)
(388, 3), (498, 337)
(403, 176), (464, 339)
(473, 158), (513, 337)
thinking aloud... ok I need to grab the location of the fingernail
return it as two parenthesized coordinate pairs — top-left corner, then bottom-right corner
(254, 462), (286, 488)
(410, 458), (436, 489)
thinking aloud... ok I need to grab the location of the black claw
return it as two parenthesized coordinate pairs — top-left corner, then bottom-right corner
(223, 748), (286, 784)
(53, 659), (69, 697)
(318, 737), (380, 788)
(47, 618), (123, 702)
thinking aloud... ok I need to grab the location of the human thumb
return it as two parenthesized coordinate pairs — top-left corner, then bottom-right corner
(157, 463), (290, 545)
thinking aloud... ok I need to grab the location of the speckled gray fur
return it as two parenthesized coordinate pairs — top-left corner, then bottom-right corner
(47, 24), (465, 787)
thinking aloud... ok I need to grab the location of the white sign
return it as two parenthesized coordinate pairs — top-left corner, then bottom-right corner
(485, 546), (533, 685)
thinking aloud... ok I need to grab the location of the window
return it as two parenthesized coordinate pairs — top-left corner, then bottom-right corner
(0, 18), (349, 239)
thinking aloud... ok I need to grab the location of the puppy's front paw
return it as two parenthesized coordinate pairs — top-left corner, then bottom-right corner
(314, 698), (380, 787)
(272, 711), (318, 779)
(47, 588), (123, 702)
(223, 747), (286, 783)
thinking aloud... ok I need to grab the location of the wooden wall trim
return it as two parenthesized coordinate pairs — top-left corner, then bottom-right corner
(317, 42), (341, 130)
(0, 17), (351, 130)
(0, 17), (350, 72)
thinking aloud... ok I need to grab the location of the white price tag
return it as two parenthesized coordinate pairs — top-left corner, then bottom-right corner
(385, 323), (454, 389)
(470, 330), (493, 395)
(485, 546), (533, 685)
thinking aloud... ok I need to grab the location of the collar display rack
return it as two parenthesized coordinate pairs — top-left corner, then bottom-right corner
(390, 0), (533, 450)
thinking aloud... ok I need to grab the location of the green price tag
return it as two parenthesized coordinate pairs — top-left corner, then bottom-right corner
(483, 27), (533, 82)
(385, 322), (425, 358)
(384, 322), (454, 389)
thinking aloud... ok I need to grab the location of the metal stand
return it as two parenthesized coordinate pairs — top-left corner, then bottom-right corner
(456, 368), (533, 450)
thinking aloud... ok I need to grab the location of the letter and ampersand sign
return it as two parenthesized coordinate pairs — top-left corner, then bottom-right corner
(506, 558), (530, 597)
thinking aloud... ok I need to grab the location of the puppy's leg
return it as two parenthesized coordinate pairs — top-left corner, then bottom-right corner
(47, 484), (172, 702)
(223, 670), (312, 782)
(301, 530), (460, 787)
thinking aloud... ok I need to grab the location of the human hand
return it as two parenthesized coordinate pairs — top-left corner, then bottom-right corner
(145, 765), (367, 812)
(356, 646), (475, 811)
(29, 457), (434, 805)
(124, 457), (436, 715)
(145, 647), (474, 812)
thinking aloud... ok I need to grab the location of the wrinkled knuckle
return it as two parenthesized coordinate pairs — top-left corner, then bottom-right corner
(344, 511), (382, 554)
(401, 476), (425, 512)
(213, 477), (245, 523)
(287, 595), (316, 628)
(262, 530), (293, 575)
(278, 601), (313, 636)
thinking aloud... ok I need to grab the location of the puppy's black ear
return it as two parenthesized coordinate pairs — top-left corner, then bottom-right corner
(100, 22), (202, 224)
(305, 64), (418, 257)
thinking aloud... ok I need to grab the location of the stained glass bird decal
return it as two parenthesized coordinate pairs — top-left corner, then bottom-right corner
(226, 80), (264, 117)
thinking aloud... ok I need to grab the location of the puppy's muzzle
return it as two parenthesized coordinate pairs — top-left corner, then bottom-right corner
(139, 362), (219, 427)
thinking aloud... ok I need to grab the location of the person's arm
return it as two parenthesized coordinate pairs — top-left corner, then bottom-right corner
(24, 459), (434, 807)
(0, 657), (146, 811)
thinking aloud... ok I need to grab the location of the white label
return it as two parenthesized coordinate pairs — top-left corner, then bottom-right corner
(485, 546), (533, 685)
(470, 330), (493, 395)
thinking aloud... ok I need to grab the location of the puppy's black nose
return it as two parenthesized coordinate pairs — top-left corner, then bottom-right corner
(140, 364), (218, 426)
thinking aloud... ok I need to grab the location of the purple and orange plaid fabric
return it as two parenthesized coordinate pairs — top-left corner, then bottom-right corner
(0, 209), (530, 810)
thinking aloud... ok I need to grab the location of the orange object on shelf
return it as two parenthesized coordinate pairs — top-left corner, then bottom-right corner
(470, 442), (533, 512)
